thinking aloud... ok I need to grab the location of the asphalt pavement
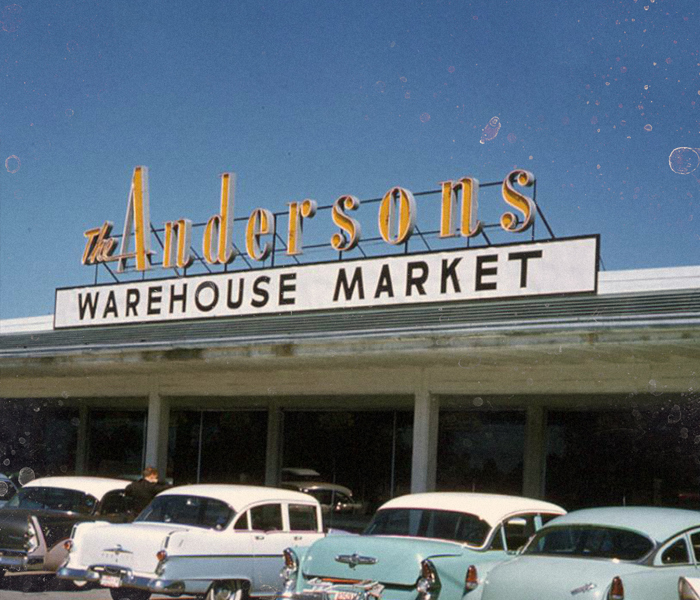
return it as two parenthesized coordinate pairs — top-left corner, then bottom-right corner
(0, 574), (197, 599)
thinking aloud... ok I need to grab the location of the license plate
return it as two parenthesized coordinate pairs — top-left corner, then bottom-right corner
(334, 592), (357, 600)
(100, 574), (122, 588)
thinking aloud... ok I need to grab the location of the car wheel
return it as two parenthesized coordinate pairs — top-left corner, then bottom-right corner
(206, 581), (246, 600)
(109, 588), (152, 600)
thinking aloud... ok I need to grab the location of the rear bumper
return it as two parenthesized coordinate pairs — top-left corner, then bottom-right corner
(0, 551), (44, 572)
(57, 565), (208, 596)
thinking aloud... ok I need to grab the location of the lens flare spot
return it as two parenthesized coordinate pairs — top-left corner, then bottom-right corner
(420, 112), (431, 123)
(669, 147), (700, 175)
(448, 66), (455, 73)
(644, 124), (652, 131)
(5, 155), (20, 173)
(507, 133), (517, 143)
(480, 116), (501, 144)
(1, 4), (22, 33)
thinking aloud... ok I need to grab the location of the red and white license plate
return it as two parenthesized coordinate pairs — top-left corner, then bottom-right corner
(100, 574), (122, 588)
(334, 592), (357, 600)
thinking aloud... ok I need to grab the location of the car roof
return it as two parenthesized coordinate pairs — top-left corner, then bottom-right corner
(378, 493), (566, 527)
(544, 507), (700, 542)
(23, 476), (130, 500)
(282, 468), (321, 478)
(159, 484), (320, 511)
(283, 482), (354, 496)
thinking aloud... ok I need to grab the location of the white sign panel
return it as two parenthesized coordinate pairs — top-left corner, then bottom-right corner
(54, 236), (599, 329)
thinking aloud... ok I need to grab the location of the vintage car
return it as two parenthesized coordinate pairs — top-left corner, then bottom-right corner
(680, 577), (700, 599)
(279, 492), (565, 600)
(480, 506), (700, 600)
(58, 484), (325, 600)
(0, 476), (131, 580)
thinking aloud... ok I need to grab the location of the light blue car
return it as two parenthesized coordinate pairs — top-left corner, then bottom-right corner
(280, 492), (565, 600)
(480, 506), (700, 600)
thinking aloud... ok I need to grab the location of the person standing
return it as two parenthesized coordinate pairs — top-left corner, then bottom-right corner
(125, 466), (169, 516)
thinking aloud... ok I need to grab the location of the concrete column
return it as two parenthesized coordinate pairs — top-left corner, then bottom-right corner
(522, 404), (547, 499)
(74, 403), (89, 475)
(411, 389), (439, 493)
(144, 392), (170, 477)
(265, 404), (283, 486)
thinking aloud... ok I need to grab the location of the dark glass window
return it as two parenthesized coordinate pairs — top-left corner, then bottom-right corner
(289, 504), (318, 531)
(525, 526), (654, 561)
(87, 410), (145, 478)
(437, 409), (526, 495)
(662, 539), (690, 565)
(364, 508), (491, 547)
(502, 515), (537, 551)
(168, 410), (267, 485)
(282, 409), (413, 532)
(547, 404), (700, 509)
(250, 503), (283, 531)
(138, 494), (233, 529)
(9, 486), (97, 514)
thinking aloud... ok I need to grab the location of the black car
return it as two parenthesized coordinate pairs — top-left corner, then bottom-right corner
(0, 476), (132, 580)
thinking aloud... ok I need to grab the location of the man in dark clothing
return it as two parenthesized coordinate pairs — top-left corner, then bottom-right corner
(125, 466), (169, 516)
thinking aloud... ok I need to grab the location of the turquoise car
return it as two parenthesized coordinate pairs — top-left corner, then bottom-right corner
(280, 492), (565, 600)
(480, 507), (700, 600)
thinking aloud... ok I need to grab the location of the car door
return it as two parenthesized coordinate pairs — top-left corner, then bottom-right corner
(288, 502), (324, 547)
(249, 502), (293, 595)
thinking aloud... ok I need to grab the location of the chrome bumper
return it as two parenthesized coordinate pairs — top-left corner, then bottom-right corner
(57, 565), (205, 596)
(0, 551), (43, 571)
(280, 580), (385, 600)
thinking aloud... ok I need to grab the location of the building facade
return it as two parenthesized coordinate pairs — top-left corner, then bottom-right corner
(2, 265), (699, 518)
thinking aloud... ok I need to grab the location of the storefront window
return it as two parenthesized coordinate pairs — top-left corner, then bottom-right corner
(0, 399), (78, 478)
(437, 410), (526, 495)
(546, 401), (700, 510)
(282, 410), (412, 529)
(86, 410), (146, 478)
(168, 410), (267, 485)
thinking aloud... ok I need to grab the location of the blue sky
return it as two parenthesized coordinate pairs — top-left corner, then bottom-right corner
(1, 0), (698, 319)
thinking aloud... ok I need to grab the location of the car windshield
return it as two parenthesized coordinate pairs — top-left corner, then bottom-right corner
(136, 494), (234, 529)
(524, 526), (655, 561)
(363, 508), (491, 547)
(7, 486), (97, 514)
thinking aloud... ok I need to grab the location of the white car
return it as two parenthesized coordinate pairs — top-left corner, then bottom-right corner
(58, 484), (325, 600)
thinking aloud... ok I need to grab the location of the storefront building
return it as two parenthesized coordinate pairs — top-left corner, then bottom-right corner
(1, 167), (699, 520)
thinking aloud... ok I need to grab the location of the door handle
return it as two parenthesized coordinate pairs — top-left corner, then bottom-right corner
(294, 536), (303, 541)
(255, 535), (265, 540)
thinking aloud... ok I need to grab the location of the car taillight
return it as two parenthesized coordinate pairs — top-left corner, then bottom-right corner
(156, 550), (167, 562)
(417, 559), (440, 600)
(25, 520), (39, 553)
(680, 578), (700, 600)
(283, 548), (298, 572)
(64, 540), (73, 552)
(465, 565), (478, 591)
(608, 576), (624, 600)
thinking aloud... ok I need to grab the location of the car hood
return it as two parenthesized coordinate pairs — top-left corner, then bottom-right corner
(301, 535), (467, 586)
(483, 555), (643, 600)
(71, 522), (191, 575)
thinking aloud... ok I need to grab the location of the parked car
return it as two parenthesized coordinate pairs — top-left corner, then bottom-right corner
(680, 577), (700, 599)
(280, 492), (565, 600)
(0, 476), (132, 580)
(58, 484), (325, 600)
(480, 506), (700, 600)
(281, 482), (364, 516)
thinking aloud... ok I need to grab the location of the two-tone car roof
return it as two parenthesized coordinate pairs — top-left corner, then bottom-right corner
(378, 493), (565, 527)
(23, 476), (130, 501)
(159, 484), (320, 512)
(543, 506), (700, 543)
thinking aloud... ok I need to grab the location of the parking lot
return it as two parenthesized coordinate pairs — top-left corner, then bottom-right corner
(0, 575), (196, 599)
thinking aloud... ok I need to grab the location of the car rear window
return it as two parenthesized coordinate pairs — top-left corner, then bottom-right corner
(7, 486), (97, 514)
(363, 508), (491, 547)
(136, 494), (233, 529)
(524, 526), (655, 561)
